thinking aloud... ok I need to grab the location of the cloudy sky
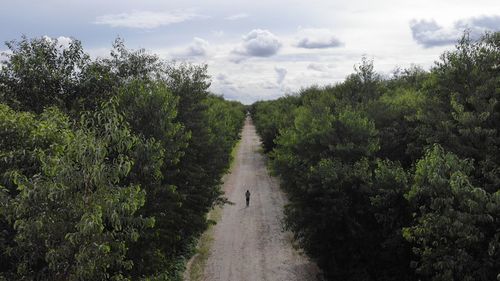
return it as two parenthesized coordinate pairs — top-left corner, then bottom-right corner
(1, 0), (499, 104)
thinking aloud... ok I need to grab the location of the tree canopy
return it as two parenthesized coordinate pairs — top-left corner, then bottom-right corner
(0, 36), (245, 280)
(251, 31), (500, 281)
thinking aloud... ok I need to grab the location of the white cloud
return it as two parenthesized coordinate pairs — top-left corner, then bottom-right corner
(215, 73), (233, 85)
(275, 67), (287, 84)
(186, 37), (210, 57)
(228, 55), (245, 64)
(466, 15), (500, 30)
(42, 36), (73, 49)
(232, 29), (282, 59)
(212, 30), (225, 37)
(4, 0), (500, 105)
(410, 15), (500, 47)
(225, 13), (249, 20)
(307, 63), (326, 72)
(409, 20), (461, 47)
(56, 36), (73, 48)
(295, 28), (343, 49)
(94, 10), (202, 29)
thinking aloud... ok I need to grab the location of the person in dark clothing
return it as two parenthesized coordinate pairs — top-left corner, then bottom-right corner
(245, 190), (251, 207)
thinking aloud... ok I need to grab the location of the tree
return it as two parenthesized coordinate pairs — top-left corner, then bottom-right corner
(251, 95), (300, 152)
(404, 145), (499, 281)
(251, 31), (500, 281)
(272, 97), (381, 280)
(369, 160), (416, 281)
(165, 63), (220, 246)
(1, 103), (153, 280)
(417, 32), (500, 192)
(0, 36), (102, 114)
(0, 35), (246, 280)
(0, 104), (73, 278)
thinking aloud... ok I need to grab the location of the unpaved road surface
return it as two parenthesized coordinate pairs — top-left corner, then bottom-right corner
(202, 117), (318, 281)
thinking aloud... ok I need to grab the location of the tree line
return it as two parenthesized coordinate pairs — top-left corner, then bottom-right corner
(251, 32), (500, 281)
(0, 36), (246, 280)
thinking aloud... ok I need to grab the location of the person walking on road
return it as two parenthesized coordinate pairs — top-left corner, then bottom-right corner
(245, 190), (251, 207)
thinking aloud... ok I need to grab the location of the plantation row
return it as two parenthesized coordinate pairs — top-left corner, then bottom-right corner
(251, 32), (500, 281)
(0, 37), (245, 280)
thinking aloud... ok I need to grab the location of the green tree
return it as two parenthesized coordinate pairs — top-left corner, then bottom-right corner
(0, 35), (246, 280)
(369, 160), (416, 281)
(404, 145), (499, 281)
(272, 98), (381, 280)
(417, 32), (500, 192)
(0, 36), (112, 114)
(251, 95), (300, 152)
(0, 104), (73, 278)
(251, 31), (500, 281)
(1, 103), (153, 280)
(165, 63), (221, 246)
(114, 80), (187, 278)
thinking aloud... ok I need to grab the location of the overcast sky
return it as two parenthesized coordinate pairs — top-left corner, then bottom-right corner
(1, 0), (499, 104)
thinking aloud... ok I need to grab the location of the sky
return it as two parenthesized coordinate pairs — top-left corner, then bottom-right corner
(1, 0), (499, 104)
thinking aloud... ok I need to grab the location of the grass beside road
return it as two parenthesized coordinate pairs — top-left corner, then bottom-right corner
(187, 206), (222, 281)
(229, 139), (241, 170)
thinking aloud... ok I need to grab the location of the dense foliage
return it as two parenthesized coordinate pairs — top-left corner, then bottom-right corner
(251, 32), (500, 281)
(0, 36), (245, 280)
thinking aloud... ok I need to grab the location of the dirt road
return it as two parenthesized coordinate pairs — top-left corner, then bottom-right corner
(202, 117), (318, 281)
